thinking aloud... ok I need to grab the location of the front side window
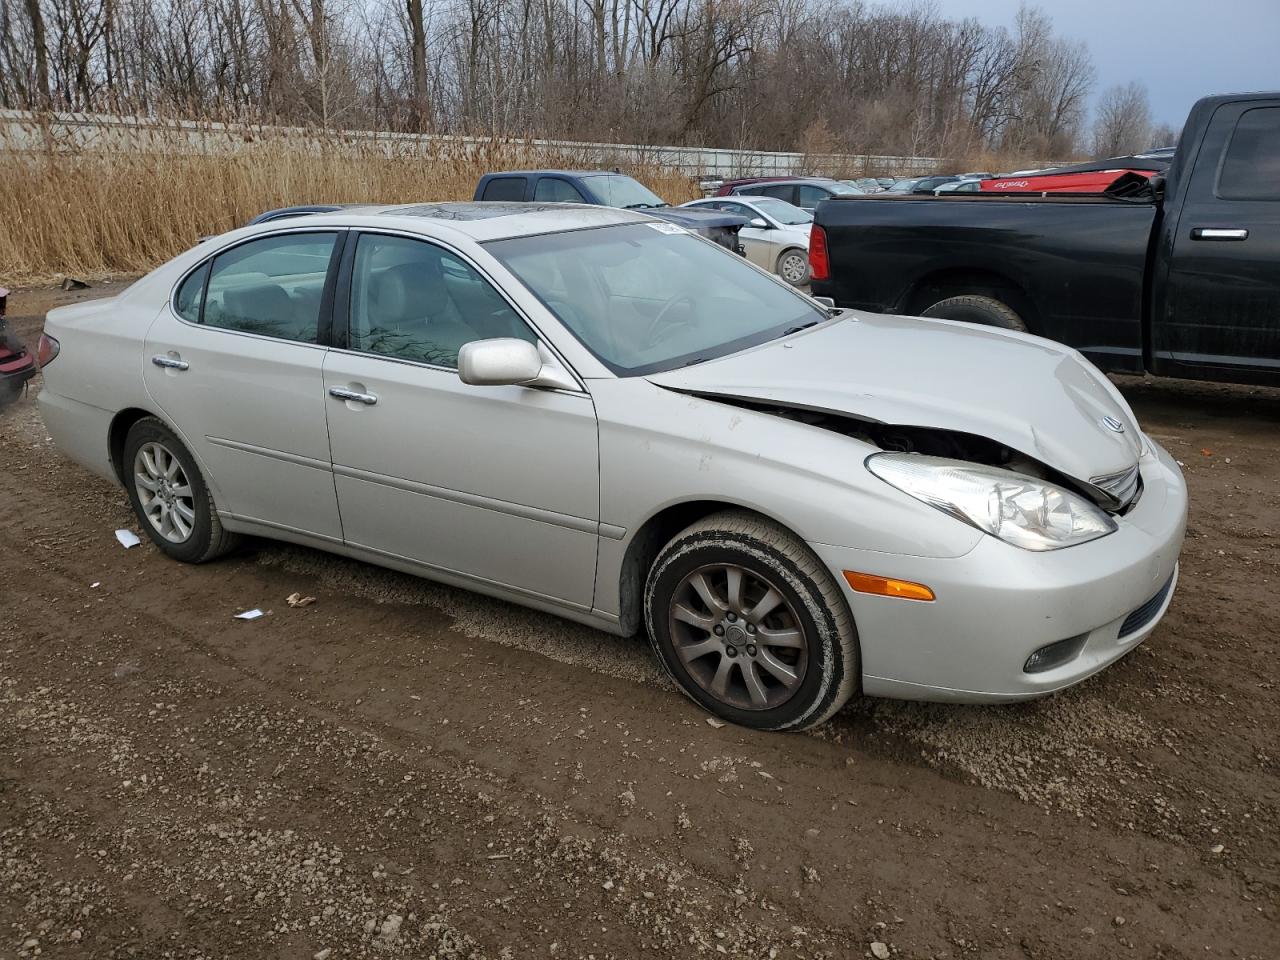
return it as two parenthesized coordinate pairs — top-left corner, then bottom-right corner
(747, 197), (812, 224)
(202, 232), (337, 342)
(534, 178), (587, 203)
(348, 233), (536, 368)
(1218, 107), (1280, 201)
(488, 223), (824, 376)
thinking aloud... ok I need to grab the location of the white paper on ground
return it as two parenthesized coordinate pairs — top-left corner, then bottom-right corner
(115, 529), (141, 549)
(234, 609), (264, 620)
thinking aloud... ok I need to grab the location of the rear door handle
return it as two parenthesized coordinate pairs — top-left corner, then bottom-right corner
(1191, 227), (1249, 241)
(328, 386), (378, 405)
(151, 355), (189, 370)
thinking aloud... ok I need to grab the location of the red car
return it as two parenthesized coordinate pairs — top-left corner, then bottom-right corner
(981, 169), (1156, 194)
(0, 287), (37, 405)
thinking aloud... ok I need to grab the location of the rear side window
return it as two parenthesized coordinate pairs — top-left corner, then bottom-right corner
(481, 177), (527, 201)
(797, 185), (831, 208)
(174, 261), (210, 322)
(1219, 107), (1280, 201)
(533, 178), (586, 202)
(203, 232), (337, 342)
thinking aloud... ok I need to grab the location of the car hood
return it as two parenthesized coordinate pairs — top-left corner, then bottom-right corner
(648, 208), (748, 230)
(647, 311), (1142, 484)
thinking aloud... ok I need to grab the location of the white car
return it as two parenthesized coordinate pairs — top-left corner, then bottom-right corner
(681, 196), (814, 286)
(37, 203), (1187, 730)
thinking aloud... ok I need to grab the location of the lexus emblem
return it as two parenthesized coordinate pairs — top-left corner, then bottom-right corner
(1101, 415), (1126, 434)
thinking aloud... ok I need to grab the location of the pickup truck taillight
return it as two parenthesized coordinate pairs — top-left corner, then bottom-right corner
(809, 225), (830, 281)
(36, 333), (60, 367)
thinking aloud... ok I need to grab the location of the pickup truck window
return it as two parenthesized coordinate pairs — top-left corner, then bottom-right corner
(1219, 107), (1280, 201)
(534, 178), (587, 203)
(480, 177), (526, 202)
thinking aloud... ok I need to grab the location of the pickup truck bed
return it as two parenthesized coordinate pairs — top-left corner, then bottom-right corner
(816, 194), (1158, 372)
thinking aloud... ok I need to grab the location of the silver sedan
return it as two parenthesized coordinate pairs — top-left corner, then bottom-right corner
(38, 203), (1186, 730)
(680, 196), (814, 286)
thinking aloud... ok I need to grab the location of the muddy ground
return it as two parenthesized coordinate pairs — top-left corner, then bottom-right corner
(1, 282), (1276, 960)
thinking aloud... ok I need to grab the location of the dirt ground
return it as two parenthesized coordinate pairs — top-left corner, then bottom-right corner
(1, 282), (1276, 960)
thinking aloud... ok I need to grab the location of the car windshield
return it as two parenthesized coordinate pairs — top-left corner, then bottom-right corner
(487, 223), (825, 376)
(585, 174), (668, 209)
(887, 179), (918, 193)
(745, 197), (812, 224)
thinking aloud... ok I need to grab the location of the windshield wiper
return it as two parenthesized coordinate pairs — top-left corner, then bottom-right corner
(624, 202), (658, 209)
(683, 356), (711, 366)
(782, 321), (820, 336)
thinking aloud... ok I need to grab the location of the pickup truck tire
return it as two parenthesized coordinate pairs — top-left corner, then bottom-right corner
(921, 295), (1026, 332)
(777, 249), (811, 287)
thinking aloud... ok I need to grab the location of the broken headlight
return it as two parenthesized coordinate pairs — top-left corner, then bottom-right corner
(866, 453), (1117, 551)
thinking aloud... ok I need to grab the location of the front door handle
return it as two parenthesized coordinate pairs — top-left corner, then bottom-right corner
(1191, 227), (1249, 241)
(328, 386), (378, 405)
(151, 354), (189, 370)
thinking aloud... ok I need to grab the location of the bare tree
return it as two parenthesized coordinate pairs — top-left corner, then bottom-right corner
(1092, 81), (1153, 157)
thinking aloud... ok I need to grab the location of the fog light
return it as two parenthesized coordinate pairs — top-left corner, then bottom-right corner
(1023, 633), (1089, 674)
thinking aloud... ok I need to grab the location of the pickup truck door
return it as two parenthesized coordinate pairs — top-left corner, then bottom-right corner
(1158, 102), (1280, 381)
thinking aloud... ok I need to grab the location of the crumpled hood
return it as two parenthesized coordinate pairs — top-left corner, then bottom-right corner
(648, 311), (1142, 483)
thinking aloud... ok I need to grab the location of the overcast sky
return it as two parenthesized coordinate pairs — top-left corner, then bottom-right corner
(929, 0), (1280, 128)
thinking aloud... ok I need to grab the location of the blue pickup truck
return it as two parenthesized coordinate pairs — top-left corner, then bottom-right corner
(474, 170), (748, 253)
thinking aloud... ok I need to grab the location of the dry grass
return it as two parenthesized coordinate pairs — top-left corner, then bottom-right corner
(1, 119), (698, 285)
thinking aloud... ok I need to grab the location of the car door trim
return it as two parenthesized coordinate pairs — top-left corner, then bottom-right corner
(332, 461), (619, 537)
(207, 435), (331, 471)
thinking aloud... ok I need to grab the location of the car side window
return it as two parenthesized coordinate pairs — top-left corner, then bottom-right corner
(797, 185), (830, 208)
(202, 232), (337, 343)
(480, 177), (527, 201)
(759, 185), (795, 202)
(348, 233), (537, 368)
(1218, 107), (1280, 201)
(534, 178), (587, 203)
(174, 261), (210, 322)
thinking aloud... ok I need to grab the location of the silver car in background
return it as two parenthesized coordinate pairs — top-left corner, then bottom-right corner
(38, 203), (1186, 731)
(681, 196), (813, 286)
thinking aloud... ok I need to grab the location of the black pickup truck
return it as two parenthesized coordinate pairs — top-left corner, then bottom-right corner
(810, 92), (1280, 386)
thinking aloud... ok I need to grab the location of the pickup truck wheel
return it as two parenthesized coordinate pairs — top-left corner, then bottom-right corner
(921, 295), (1026, 331)
(777, 249), (811, 286)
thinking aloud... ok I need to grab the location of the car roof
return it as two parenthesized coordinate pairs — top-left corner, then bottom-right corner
(253, 201), (649, 242)
(481, 170), (628, 179)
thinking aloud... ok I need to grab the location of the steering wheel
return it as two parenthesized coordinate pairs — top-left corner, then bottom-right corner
(643, 293), (698, 349)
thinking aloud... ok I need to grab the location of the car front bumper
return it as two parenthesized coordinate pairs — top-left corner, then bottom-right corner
(808, 442), (1187, 702)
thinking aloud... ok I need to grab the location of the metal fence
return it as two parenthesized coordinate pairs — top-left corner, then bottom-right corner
(0, 109), (950, 178)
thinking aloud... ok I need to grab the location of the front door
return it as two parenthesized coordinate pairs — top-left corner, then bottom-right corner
(321, 231), (600, 608)
(712, 201), (775, 270)
(143, 229), (345, 540)
(1157, 101), (1280, 381)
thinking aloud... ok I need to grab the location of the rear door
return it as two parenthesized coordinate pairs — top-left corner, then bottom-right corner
(143, 229), (345, 540)
(1157, 102), (1280, 381)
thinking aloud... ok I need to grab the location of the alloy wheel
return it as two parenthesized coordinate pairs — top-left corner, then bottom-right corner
(667, 563), (809, 711)
(133, 441), (196, 543)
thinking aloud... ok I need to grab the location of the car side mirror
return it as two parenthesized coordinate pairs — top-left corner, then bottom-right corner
(748, 217), (769, 229)
(457, 338), (576, 391)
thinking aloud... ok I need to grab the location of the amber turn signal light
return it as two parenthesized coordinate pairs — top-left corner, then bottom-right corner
(842, 570), (935, 602)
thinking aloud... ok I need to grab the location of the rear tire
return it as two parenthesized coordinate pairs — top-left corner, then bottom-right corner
(921, 294), (1026, 331)
(644, 510), (858, 731)
(777, 248), (811, 287)
(123, 417), (239, 563)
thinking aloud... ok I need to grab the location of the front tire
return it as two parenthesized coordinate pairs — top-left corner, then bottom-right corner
(644, 511), (858, 731)
(123, 417), (238, 563)
(777, 248), (811, 287)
